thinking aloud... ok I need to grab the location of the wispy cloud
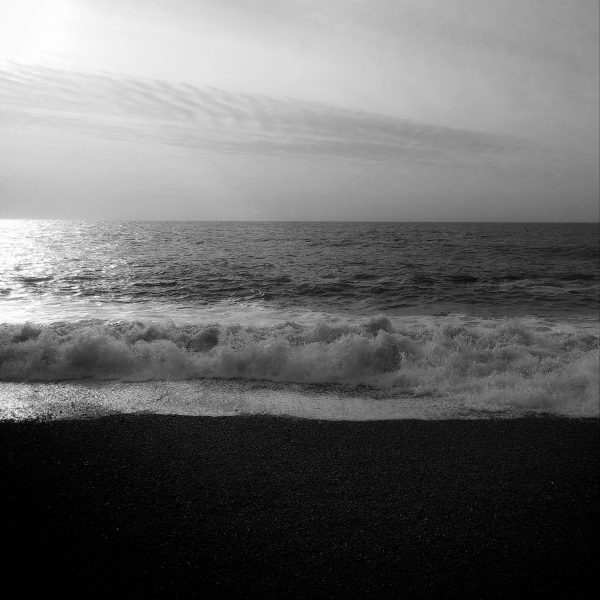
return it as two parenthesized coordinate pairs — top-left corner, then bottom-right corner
(0, 62), (528, 166)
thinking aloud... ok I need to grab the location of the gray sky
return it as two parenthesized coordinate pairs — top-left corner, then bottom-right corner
(0, 0), (598, 220)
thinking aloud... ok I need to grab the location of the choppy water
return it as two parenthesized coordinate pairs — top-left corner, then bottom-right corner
(0, 220), (598, 419)
(1, 221), (598, 317)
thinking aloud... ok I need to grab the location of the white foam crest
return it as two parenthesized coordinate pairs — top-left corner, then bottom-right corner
(0, 316), (598, 417)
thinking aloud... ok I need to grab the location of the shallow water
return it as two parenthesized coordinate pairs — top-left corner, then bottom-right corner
(0, 377), (593, 422)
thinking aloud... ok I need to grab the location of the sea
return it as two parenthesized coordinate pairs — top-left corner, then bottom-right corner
(0, 220), (598, 420)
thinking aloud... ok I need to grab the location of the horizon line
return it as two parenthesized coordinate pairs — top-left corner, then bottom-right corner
(0, 218), (598, 225)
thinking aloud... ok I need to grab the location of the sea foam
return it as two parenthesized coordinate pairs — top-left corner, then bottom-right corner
(0, 317), (598, 417)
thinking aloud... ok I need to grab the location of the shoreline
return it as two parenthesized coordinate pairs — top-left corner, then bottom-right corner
(1, 414), (598, 598)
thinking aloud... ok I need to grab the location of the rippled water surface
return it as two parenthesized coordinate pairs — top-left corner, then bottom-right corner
(1, 220), (598, 318)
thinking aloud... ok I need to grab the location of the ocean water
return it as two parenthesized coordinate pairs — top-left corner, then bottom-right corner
(0, 220), (598, 420)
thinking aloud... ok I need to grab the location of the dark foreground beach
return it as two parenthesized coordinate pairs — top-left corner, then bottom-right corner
(1, 415), (598, 599)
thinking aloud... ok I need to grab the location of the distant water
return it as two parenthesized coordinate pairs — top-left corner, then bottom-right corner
(0, 220), (598, 419)
(1, 221), (598, 318)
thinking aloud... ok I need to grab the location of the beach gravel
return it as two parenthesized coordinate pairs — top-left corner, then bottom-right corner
(1, 415), (598, 598)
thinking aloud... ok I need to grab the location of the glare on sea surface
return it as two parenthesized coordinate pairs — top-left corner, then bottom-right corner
(0, 220), (44, 275)
(0, 219), (123, 322)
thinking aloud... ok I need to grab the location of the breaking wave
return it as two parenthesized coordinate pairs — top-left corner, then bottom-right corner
(1, 317), (598, 416)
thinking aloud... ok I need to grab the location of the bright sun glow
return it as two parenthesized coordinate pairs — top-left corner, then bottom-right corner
(0, 0), (69, 63)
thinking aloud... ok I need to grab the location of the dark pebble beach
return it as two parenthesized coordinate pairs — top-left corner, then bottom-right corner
(1, 415), (598, 598)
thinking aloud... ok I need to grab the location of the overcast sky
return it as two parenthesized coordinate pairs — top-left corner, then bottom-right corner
(0, 0), (598, 221)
